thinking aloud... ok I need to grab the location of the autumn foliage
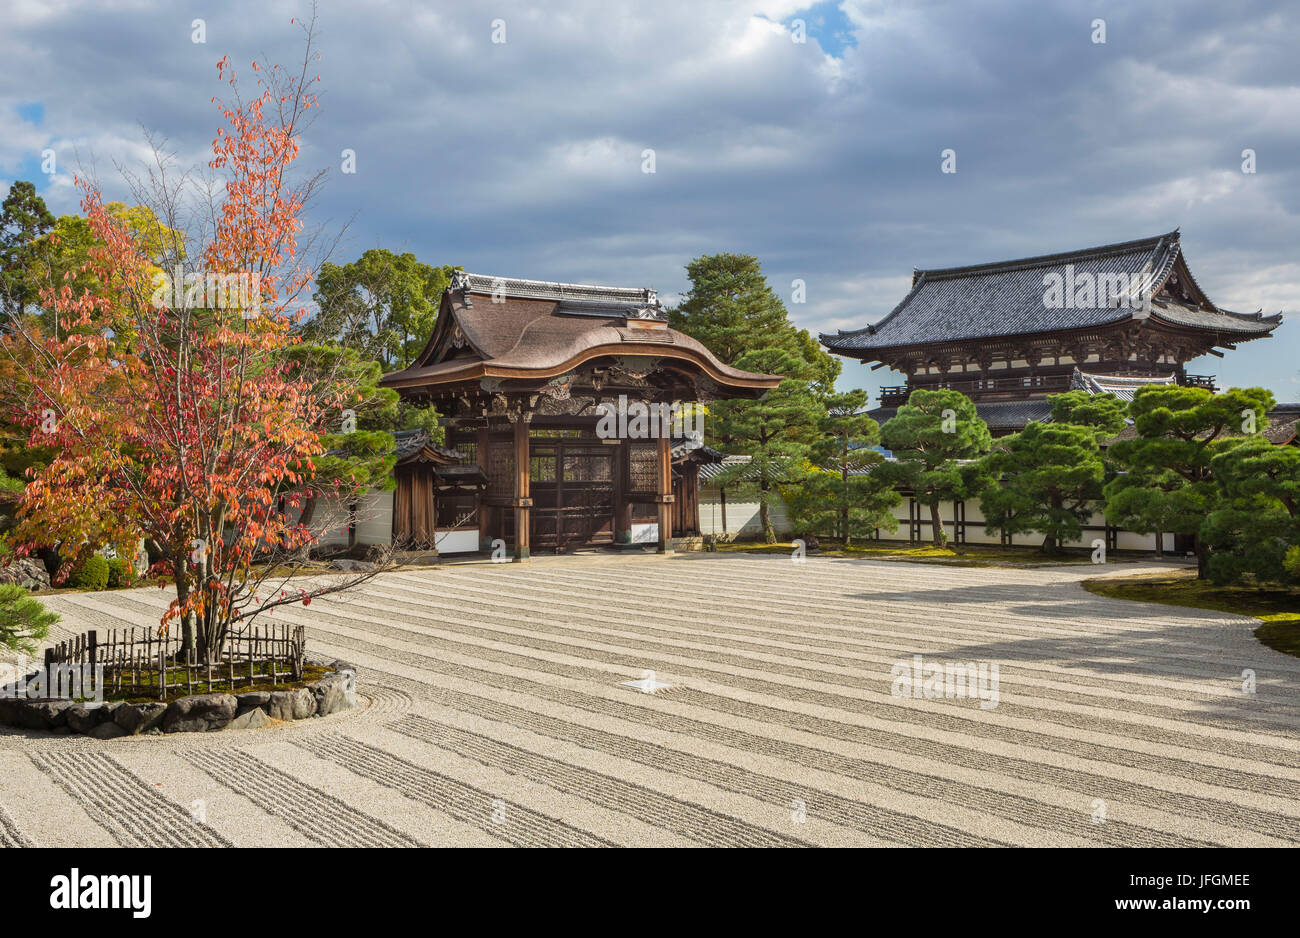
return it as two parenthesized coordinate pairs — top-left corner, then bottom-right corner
(8, 40), (382, 660)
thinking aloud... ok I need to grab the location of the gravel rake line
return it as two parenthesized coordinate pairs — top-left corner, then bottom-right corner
(391, 713), (1003, 848)
(458, 564), (1300, 696)
(0, 805), (34, 848)
(316, 625), (1300, 823)
(377, 575), (1251, 704)
(301, 609), (1300, 772)
(387, 715), (814, 848)
(182, 749), (423, 848)
(30, 752), (231, 848)
(377, 682), (1214, 848)
(361, 580), (1300, 734)
(446, 562), (1275, 660)
(294, 732), (616, 848)
(671, 687), (1300, 807)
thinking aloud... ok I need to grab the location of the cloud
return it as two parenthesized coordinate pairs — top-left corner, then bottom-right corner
(0, 0), (1296, 402)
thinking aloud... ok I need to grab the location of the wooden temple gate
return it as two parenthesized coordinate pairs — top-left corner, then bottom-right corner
(379, 271), (780, 561)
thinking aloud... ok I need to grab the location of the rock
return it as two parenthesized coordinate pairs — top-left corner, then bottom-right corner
(114, 702), (167, 735)
(226, 708), (271, 731)
(236, 691), (271, 712)
(162, 693), (237, 733)
(0, 557), (51, 591)
(311, 670), (357, 717)
(20, 700), (75, 730)
(88, 721), (127, 739)
(65, 705), (106, 733)
(0, 697), (23, 727)
(331, 660), (360, 679)
(329, 559), (375, 573)
(267, 687), (316, 721)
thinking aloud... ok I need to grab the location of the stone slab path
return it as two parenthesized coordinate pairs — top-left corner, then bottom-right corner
(3, 553), (1299, 847)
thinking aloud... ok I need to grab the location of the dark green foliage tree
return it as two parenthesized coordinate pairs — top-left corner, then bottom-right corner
(306, 249), (455, 370)
(0, 583), (57, 655)
(668, 253), (839, 389)
(710, 347), (826, 543)
(1104, 385), (1275, 577)
(784, 388), (899, 544)
(1200, 436), (1300, 585)
(976, 392), (1125, 554)
(285, 343), (402, 529)
(878, 389), (992, 546)
(0, 181), (55, 321)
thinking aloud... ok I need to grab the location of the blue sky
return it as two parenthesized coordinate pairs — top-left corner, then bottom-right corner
(1, 0), (1297, 404)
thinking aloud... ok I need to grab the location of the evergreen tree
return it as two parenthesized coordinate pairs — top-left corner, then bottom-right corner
(1200, 436), (1300, 585)
(878, 390), (992, 546)
(669, 252), (839, 388)
(306, 249), (455, 370)
(784, 388), (899, 544)
(1104, 385), (1274, 578)
(976, 392), (1125, 554)
(709, 347), (825, 543)
(0, 181), (55, 322)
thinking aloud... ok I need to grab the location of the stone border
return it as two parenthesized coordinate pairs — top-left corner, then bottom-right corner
(0, 659), (358, 739)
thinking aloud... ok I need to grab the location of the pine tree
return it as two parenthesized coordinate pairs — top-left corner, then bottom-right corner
(785, 389), (899, 545)
(1104, 385), (1274, 577)
(878, 390), (991, 546)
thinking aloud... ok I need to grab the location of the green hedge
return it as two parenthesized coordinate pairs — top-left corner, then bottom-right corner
(69, 554), (110, 591)
(106, 557), (134, 589)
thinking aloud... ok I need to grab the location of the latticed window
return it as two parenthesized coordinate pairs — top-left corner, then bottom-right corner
(530, 454), (557, 482)
(484, 440), (514, 496)
(628, 443), (657, 492)
(564, 450), (611, 483)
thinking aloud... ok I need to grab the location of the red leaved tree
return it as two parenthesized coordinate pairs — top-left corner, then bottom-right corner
(7, 20), (389, 662)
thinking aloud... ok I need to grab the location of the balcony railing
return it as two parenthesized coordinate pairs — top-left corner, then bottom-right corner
(880, 372), (1218, 406)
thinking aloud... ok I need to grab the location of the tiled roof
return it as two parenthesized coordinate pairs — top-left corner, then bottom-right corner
(822, 232), (1281, 353)
(1069, 369), (1177, 401)
(392, 429), (463, 462)
(450, 271), (664, 319)
(381, 275), (780, 393)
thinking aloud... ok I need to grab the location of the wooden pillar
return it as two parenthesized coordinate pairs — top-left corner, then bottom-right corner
(655, 433), (673, 553)
(613, 441), (631, 545)
(476, 426), (491, 551)
(512, 418), (531, 562)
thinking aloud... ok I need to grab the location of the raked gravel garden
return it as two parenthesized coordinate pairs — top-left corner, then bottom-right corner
(2, 552), (1299, 848)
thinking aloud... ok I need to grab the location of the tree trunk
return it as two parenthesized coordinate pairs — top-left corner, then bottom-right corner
(1041, 535), (1059, 555)
(1195, 537), (1208, 579)
(172, 557), (195, 657)
(1153, 529), (1164, 559)
(929, 501), (944, 546)
(841, 468), (850, 547)
(760, 484), (775, 544)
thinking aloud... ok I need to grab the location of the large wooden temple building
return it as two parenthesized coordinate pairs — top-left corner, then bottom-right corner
(820, 231), (1282, 433)
(378, 272), (779, 558)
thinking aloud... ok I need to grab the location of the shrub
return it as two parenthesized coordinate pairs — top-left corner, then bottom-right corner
(69, 554), (110, 591)
(0, 584), (58, 655)
(106, 557), (135, 589)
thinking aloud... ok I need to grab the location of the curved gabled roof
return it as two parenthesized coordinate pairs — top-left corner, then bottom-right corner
(381, 273), (780, 393)
(821, 232), (1281, 355)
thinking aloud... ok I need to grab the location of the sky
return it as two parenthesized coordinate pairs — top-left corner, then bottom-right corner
(1, 0), (1297, 404)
